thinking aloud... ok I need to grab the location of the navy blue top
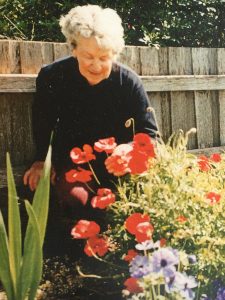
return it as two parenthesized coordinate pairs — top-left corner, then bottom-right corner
(33, 56), (158, 175)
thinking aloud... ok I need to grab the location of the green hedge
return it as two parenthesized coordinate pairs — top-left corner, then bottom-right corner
(1, 0), (225, 47)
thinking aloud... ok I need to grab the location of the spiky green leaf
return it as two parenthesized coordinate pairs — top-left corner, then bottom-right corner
(31, 146), (51, 246)
(19, 201), (42, 300)
(6, 153), (21, 295)
(0, 211), (15, 299)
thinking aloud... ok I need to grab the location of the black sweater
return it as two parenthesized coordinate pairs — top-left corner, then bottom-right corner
(33, 56), (158, 175)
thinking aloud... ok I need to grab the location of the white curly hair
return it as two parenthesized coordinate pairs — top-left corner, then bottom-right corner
(59, 4), (125, 55)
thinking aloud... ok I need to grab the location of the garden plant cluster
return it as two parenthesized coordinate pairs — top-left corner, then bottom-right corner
(66, 127), (225, 300)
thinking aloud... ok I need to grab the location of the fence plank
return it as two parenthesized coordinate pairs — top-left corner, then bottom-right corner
(0, 94), (11, 165)
(118, 46), (141, 74)
(140, 47), (162, 134)
(0, 40), (21, 74)
(157, 48), (171, 141)
(192, 48), (217, 148)
(140, 75), (225, 91)
(140, 47), (171, 141)
(217, 48), (225, 145)
(20, 41), (44, 74)
(169, 48), (196, 149)
(209, 48), (219, 146)
(41, 42), (54, 66)
(0, 74), (36, 92)
(53, 43), (70, 60)
(3, 74), (225, 93)
(10, 93), (35, 165)
(0, 93), (34, 167)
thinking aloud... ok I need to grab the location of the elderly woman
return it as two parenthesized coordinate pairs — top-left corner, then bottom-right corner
(24, 5), (157, 219)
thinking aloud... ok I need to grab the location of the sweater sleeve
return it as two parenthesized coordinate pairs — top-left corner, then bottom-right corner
(32, 67), (60, 161)
(129, 76), (158, 139)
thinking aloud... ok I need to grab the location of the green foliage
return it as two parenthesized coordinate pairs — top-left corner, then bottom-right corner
(1, 0), (225, 47)
(0, 147), (51, 300)
(106, 130), (225, 295)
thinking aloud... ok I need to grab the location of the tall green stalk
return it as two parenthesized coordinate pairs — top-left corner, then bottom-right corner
(0, 146), (51, 300)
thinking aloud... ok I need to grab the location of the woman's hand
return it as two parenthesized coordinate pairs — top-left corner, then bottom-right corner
(23, 161), (56, 191)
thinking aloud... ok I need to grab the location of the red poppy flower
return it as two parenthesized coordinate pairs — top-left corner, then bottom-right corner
(198, 155), (211, 171)
(133, 133), (155, 157)
(128, 150), (149, 175)
(84, 236), (109, 257)
(105, 154), (131, 176)
(206, 192), (221, 205)
(70, 144), (96, 164)
(176, 215), (187, 223)
(91, 188), (116, 209)
(65, 167), (93, 183)
(125, 213), (150, 235)
(124, 277), (143, 293)
(105, 144), (133, 176)
(210, 153), (222, 163)
(71, 220), (100, 239)
(123, 249), (138, 262)
(160, 238), (167, 247)
(94, 137), (117, 154)
(135, 221), (154, 242)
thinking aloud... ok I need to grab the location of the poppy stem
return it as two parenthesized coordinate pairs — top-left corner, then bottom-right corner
(125, 117), (135, 137)
(131, 118), (135, 136)
(88, 162), (101, 185)
(84, 182), (95, 194)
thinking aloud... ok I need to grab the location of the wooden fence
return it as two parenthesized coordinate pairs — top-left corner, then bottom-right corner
(1, 40), (225, 174)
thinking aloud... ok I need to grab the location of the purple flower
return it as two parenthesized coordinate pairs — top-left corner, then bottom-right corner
(151, 247), (179, 278)
(129, 255), (151, 278)
(170, 272), (197, 300)
(216, 287), (225, 300)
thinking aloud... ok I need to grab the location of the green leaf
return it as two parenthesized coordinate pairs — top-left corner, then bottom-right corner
(19, 201), (42, 300)
(31, 146), (52, 246)
(6, 152), (22, 295)
(0, 210), (15, 299)
(18, 146), (51, 299)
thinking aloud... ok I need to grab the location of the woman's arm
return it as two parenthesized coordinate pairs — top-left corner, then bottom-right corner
(24, 67), (60, 190)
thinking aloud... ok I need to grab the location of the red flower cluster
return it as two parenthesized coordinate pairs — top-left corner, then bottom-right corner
(71, 220), (100, 239)
(91, 188), (115, 209)
(176, 215), (188, 223)
(105, 133), (155, 176)
(198, 153), (222, 172)
(70, 144), (96, 164)
(67, 135), (155, 257)
(133, 133), (155, 156)
(65, 167), (93, 183)
(124, 213), (154, 242)
(94, 137), (117, 153)
(84, 236), (109, 257)
(205, 192), (221, 205)
(124, 277), (143, 294)
(198, 155), (211, 172)
(210, 153), (222, 163)
(105, 144), (133, 176)
(71, 220), (109, 257)
(123, 249), (138, 262)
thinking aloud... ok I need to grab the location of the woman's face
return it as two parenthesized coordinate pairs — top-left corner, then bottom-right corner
(73, 36), (115, 85)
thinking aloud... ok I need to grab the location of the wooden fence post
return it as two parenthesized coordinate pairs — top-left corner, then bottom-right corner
(192, 48), (218, 148)
(169, 47), (197, 149)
